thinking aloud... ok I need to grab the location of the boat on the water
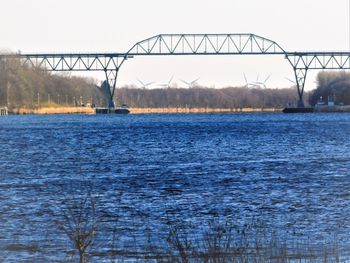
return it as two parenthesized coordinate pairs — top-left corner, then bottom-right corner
(282, 107), (314, 113)
(115, 104), (130, 114)
(284, 95), (350, 113)
(95, 104), (130, 114)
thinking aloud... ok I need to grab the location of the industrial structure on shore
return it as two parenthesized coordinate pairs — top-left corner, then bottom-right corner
(0, 107), (8, 116)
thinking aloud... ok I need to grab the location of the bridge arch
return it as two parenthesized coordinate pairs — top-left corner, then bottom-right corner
(113, 33), (296, 107)
(123, 34), (286, 57)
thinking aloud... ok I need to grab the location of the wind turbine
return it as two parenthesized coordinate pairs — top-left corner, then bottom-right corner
(158, 75), (174, 88)
(253, 74), (271, 88)
(243, 73), (259, 88)
(180, 78), (200, 88)
(137, 78), (154, 89)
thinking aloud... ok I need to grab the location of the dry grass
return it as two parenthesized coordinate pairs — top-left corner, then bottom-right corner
(10, 106), (282, 115)
(137, 219), (346, 263)
(45, 189), (348, 262)
(129, 107), (282, 114)
(12, 106), (95, 114)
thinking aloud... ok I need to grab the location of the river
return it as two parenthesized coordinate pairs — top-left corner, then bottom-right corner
(0, 113), (349, 261)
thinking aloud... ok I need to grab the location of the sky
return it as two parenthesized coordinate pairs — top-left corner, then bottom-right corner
(1, 0), (349, 90)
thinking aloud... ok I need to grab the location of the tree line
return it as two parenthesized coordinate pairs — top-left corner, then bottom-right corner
(0, 58), (104, 109)
(116, 85), (300, 109)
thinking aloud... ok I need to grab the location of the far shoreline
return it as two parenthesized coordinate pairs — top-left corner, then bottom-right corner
(8, 106), (283, 115)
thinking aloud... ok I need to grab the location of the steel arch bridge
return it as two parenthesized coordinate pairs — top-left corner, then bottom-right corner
(2, 33), (350, 108)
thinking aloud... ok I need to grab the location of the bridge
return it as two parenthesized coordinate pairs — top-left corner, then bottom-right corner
(2, 33), (350, 108)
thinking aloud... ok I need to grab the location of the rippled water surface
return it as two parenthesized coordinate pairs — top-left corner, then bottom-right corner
(0, 113), (350, 261)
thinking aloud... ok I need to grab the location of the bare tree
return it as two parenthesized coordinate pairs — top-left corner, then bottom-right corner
(53, 188), (98, 263)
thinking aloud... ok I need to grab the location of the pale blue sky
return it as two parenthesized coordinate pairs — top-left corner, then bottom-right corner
(1, 0), (349, 90)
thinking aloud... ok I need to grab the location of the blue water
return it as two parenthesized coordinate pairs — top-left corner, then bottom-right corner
(0, 113), (350, 261)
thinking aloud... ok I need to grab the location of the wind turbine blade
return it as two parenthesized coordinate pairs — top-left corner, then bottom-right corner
(168, 75), (174, 85)
(286, 77), (296, 84)
(264, 74), (271, 83)
(256, 74), (260, 82)
(243, 73), (248, 84)
(137, 78), (145, 86)
(181, 79), (190, 85)
(191, 78), (200, 84)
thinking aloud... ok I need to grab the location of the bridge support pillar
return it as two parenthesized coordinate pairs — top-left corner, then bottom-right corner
(103, 69), (119, 109)
(294, 68), (307, 108)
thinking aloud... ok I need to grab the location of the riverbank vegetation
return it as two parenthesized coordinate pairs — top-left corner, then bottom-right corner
(116, 86), (300, 109)
(0, 58), (104, 110)
(9, 184), (344, 262)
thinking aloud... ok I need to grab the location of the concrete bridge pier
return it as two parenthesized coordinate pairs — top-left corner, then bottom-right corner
(101, 69), (119, 109)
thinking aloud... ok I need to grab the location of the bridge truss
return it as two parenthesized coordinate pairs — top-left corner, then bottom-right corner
(286, 52), (350, 107)
(3, 34), (350, 108)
